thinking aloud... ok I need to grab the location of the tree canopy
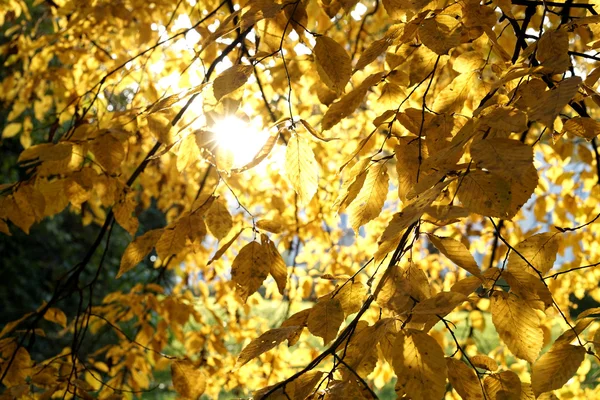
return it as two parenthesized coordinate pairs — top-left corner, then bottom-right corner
(2, 0), (600, 398)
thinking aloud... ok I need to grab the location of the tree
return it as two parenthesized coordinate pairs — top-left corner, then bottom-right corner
(1, 0), (600, 398)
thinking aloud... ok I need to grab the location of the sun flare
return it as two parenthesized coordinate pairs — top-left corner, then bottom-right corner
(211, 116), (270, 169)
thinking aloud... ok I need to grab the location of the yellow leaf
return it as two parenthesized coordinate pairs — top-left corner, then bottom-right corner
(13, 184), (46, 228)
(256, 218), (283, 234)
(117, 229), (163, 278)
(376, 264), (431, 315)
(90, 133), (125, 172)
(155, 222), (189, 260)
(502, 268), (553, 309)
(470, 354), (498, 371)
(354, 25), (403, 71)
(457, 170), (513, 218)
(176, 133), (201, 172)
(433, 71), (486, 114)
(537, 30), (570, 73)
(528, 76), (581, 128)
(507, 232), (560, 276)
(253, 370), (323, 400)
(382, 0), (432, 19)
(231, 241), (270, 302)
(334, 157), (370, 211)
(562, 117), (600, 141)
(284, 134), (319, 205)
(483, 371), (521, 400)
(0, 346), (32, 387)
(44, 308), (67, 328)
(262, 234), (287, 295)
(491, 292), (543, 363)
(411, 291), (467, 315)
(171, 359), (206, 399)
(392, 329), (447, 400)
(212, 64), (253, 101)
(428, 234), (482, 278)
(531, 343), (585, 396)
(453, 51), (486, 74)
(419, 15), (462, 55)
(236, 326), (301, 367)
(322, 72), (383, 130)
(446, 358), (485, 400)
(333, 280), (367, 316)
(207, 229), (243, 265)
(205, 199), (232, 240)
(347, 162), (389, 232)
(395, 138), (421, 203)
(379, 181), (447, 243)
(307, 297), (344, 344)
(2, 122), (21, 139)
(314, 36), (352, 95)
(113, 191), (139, 236)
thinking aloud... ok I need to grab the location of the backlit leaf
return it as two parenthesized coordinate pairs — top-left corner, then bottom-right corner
(491, 292), (543, 363)
(285, 134), (319, 205)
(231, 241), (270, 302)
(307, 297), (344, 344)
(314, 36), (352, 95)
(171, 359), (206, 399)
(347, 162), (389, 232)
(531, 343), (585, 396)
(118, 229), (163, 278)
(392, 329), (448, 400)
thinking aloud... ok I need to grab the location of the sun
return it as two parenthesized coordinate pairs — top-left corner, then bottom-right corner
(211, 116), (271, 169)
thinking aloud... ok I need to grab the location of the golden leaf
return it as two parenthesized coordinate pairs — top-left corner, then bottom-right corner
(379, 181), (447, 243)
(307, 297), (344, 344)
(333, 280), (367, 316)
(314, 36), (352, 95)
(563, 117), (600, 141)
(253, 371), (323, 400)
(537, 30), (570, 74)
(171, 359), (206, 399)
(392, 329), (447, 400)
(284, 134), (319, 205)
(428, 234), (482, 278)
(262, 234), (287, 295)
(205, 199), (232, 240)
(231, 241), (270, 302)
(90, 133), (125, 172)
(527, 76), (581, 128)
(117, 229), (163, 278)
(491, 292), (543, 363)
(470, 354), (498, 371)
(411, 291), (467, 316)
(376, 264), (431, 314)
(456, 170), (513, 218)
(256, 218), (283, 234)
(382, 0), (433, 19)
(446, 358), (485, 400)
(483, 371), (521, 400)
(347, 162), (389, 232)
(419, 15), (462, 55)
(321, 72), (384, 130)
(236, 326), (301, 368)
(44, 308), (67, 329)
(113, 191), (139, 236)
(212, 64), (253, 101)
(2, 122), (21, 139)
(207, 229), (243, 265)
(507, 232), (560, 276)
(176, 133), (201, 172)
(531, 343), (585, 396)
